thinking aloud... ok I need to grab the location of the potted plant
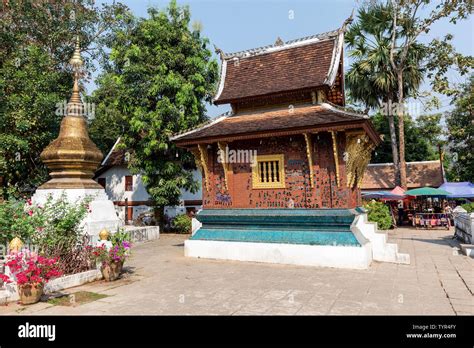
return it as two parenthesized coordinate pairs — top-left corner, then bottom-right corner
(90, 235), (131, 281)
(3, 250), (62, 305)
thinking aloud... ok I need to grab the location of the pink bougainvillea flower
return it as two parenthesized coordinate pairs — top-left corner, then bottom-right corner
(0, 274), (12, 284)
(28, 210), (33, 216)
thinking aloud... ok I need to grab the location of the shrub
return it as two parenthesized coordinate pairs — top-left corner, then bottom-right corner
(461, 202), (474, 213)
(110, 229), (131, 246)
(4, 249), (62, 286)
(0, 194), (92, 275)
(89, 239), (132, 266)
(0, 198), (37, 245)
(172, 214), (191, 234)
(364, 201), (393, 230)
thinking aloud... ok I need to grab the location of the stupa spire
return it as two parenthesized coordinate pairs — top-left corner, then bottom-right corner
(67, 36), (84, 116)
(38, 36), (103, 190)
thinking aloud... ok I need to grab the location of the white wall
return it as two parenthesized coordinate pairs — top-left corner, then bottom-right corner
(97, 165), (149, 202)
(96, 166), (202, 220)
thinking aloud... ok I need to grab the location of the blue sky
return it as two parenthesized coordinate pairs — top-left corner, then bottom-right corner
(93, 0), (474, 117)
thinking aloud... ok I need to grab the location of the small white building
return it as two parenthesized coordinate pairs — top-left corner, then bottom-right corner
(94, 138), (202, 224)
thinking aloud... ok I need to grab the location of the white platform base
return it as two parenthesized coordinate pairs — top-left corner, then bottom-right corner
(185, 239), (372, 269)
(185, 211), (409, 269)
(32, 188), (122, 239)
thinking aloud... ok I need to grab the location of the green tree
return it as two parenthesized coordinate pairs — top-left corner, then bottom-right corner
(91, 1), (218, 224)
(370, 112), (441, 163)
(388, 0), (473, 188)
(0, 0), (128, 197)
(445, 76), (474, 182)
(0, 46), (70, 193)
(345, 2), (424, 181)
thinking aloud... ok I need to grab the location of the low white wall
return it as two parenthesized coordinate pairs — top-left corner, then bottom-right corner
(454, 212), (474, 244)
(0, 269), (103, 303)
(124, 226), (160, 243)
(185, 239), (372, 269)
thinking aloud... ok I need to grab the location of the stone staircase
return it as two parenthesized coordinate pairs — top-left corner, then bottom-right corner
(351, 211), (410, 264)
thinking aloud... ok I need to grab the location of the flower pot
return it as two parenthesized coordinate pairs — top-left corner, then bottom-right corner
(101, 261), (122, 281)
(18, 283), (43, 305)
(117, 260), (124, 274)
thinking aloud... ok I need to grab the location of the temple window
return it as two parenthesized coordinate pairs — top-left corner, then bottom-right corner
(125, 175), (133, 191)
(252, 154), (285, 189)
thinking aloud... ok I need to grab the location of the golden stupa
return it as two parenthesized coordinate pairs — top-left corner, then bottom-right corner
(38, 37), (103, 190)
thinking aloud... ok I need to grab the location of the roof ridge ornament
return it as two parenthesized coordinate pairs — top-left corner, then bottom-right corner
(213, 44), (225, 61)
(274, 37), (284, 46)
(341, 9), (355, 32)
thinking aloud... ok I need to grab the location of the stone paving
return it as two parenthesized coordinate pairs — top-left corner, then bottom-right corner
(1, 227), (472, 315)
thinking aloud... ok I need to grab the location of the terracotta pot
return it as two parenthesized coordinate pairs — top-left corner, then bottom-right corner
(18, 283), (43, 305)
(101, 261), (122, 281)
(117, 260), (124, 274)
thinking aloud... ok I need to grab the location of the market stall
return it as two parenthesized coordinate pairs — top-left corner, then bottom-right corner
(404, 187), (453, 230)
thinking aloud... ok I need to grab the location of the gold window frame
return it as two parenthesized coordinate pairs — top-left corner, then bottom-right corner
(251, 154), (285, 189)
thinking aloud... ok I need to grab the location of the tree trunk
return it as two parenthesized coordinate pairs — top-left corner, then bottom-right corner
(397, 71), (407, 189)
(387, 97), (400, 185)
(154, 205), (165, 232)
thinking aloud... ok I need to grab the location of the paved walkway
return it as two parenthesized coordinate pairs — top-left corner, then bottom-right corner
(1, 227), (472, 315)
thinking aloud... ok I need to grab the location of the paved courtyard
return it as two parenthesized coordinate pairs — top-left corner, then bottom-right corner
(1, 227), (473, 315)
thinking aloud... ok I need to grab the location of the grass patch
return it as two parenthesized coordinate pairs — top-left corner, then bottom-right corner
(48, 291), (108, 307)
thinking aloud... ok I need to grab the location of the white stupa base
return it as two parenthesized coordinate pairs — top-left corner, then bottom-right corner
(185, 239), (373, 269)
(32, 188), (122, 240)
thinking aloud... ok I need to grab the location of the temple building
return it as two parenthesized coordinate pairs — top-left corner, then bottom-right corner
(171, 21), (409, 268)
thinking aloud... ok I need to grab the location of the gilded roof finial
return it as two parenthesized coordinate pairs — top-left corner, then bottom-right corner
(69, 36), (83, 70)
(67, 36), (83, 117)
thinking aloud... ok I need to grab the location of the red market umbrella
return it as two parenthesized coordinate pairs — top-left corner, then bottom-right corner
(390, 186), (406, 196)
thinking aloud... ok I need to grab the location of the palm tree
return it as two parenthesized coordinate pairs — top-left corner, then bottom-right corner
(345, 2), (424, 184)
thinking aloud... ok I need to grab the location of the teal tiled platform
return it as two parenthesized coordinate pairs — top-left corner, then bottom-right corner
(191, 208), (364, 246)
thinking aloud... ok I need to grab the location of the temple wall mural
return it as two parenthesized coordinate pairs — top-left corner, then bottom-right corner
(201, 133), (361, 210)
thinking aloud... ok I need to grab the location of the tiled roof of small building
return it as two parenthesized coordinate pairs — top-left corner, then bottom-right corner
(171, 103), (379, 145)
(100, 137), (126, 167)
(213, 29), (344, 104)
(361, 161), (444, 190)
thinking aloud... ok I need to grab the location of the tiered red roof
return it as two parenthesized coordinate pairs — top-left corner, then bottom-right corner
(172, 19), (381, 146)
(214, 30), (343, 104)
(172, 103), (380, 146)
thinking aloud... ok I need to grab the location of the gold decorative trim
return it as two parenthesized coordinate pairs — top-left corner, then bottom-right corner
(345, 132), (375, 188)
(197, 144), (210, 192)
(317, 90), (327, 103)
(303, 133), (314, 188)
(252, 154), (285, 189)
(217, 142), (230, 190)
(190, 147), (202, 171)
(331, 131), (340, 187)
